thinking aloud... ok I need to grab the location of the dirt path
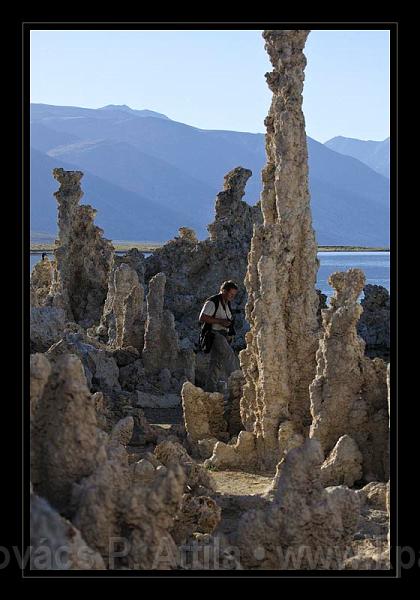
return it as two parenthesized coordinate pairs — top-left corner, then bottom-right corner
(206, 468), (274, 537)
(143, 407), (275, 536)
(210, 469), (273, 497)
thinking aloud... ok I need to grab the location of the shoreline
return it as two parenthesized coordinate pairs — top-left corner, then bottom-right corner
(30, 243), (390, 254)
(317, 246), (389, 252)
(30, 242), (162, 253)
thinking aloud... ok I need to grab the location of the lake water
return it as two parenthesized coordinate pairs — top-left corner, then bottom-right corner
(316, 252), (390, 299)
(30, 251), (390, 300)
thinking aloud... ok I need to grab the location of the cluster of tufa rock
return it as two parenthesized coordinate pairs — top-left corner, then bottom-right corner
(235, 439), (361, 569)
(30, 352), (220, 570)
(30, 170), (197, 403)
(47, 169), (114, 327)
(357, 284), (390, 360)
(144, 167), (263, 360)
(309, 269), (389, 484)
(205, 29), (320, 472)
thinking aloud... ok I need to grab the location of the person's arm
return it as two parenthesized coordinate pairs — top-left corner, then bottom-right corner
(199, 300), (231, 327)
(200, 314), (231, 326)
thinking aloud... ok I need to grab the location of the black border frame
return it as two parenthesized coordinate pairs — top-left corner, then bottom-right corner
(12, 17), (400, 579)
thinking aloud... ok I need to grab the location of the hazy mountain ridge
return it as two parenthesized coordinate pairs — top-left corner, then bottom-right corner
(46, 138), (219, 226)
(325, 135), (390, 179)
(30, 103), (390, 245)
(30, 148), (195, 241)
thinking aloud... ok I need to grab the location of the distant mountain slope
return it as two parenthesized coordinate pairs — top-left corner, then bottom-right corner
(30, 103), (390, 246)
(30, 148), (192, 241)
(308, 137), (389, 208)
(30, 104), (266, 204)
(309, 175), (389, 246)
(30, 122), (83, 153)
(46, 138), (218, 226)
(325, 136), (390, 179)
(30, 103), (169, 122)
(98, 105), (170, 119)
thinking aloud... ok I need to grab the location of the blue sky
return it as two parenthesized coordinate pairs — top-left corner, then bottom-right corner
(30, 29), (390, 143)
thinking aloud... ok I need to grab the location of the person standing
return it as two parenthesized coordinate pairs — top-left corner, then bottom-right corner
(198, 280), (240, 392)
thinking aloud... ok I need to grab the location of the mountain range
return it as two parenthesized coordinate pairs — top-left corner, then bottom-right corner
(30, 103), (390, 246)
(325, 136), (390, 179)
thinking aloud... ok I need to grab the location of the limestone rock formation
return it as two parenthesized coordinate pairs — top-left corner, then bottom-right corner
(112, 346), (141, 368)
(205, 430), (257, 471)
(47, 168), (114, 327)
(31, 378), (219, 571)
(31, 353), (103, 513)
(320, 435), (363, 487)
(316, 288), (328, 326)
(114, 247), (146, 284)
(30, 353), (51, 423)
(30, 492), (105, 570)
(154, 439), (216, 495)
(144, 167), (262, 356)
(207, 167), (254, 245)
(360, 356), (390, 480)
(142, 272), (195, 389)
(123, 463), (186, 570)
(225, 369), (245, 436)
(47, 331), (121, 395)
(30, 257), (54, 307)
(386, 362), (390, 547)
(357, 284), (390, 360)
(207, 29), (319, 471)
(30, 306), (67, 353)
(196, 437), (219, 460)
(178, 227), (198, 243)
(118, 357), (189, 403)
(171, 493), (221, 545)
(235, 439), (360, 569)
(72, 448), (129, 566)
(356, 481), (388, 511)
(72, 444), (186, 569)
(135, 390), (180, 409)
(142, 272), (167, 371)
(181, 382), (228, 447)
(118, 358), (145, 392)
(99, 263), (145, 351)
(347, 481), (390, 569)
(108, 415), (135, 447)
(310, 269), (389, 482)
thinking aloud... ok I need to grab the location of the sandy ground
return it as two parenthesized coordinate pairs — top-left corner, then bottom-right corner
(210, 469), (273, 497)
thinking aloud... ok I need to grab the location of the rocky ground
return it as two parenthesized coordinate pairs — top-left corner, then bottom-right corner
(138, 405), (390, 571)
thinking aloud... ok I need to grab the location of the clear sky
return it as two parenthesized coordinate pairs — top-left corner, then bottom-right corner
(30, 29), (390, 143)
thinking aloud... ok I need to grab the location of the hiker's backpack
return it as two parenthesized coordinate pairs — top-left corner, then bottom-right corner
(198, 294), (235, 353)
